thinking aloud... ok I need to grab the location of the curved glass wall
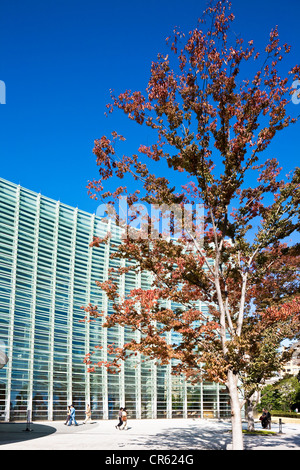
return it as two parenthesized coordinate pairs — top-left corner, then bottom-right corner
(0, 178), (230, 421)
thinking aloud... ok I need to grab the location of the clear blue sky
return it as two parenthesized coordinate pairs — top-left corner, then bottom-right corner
(0, 0), (299, 216)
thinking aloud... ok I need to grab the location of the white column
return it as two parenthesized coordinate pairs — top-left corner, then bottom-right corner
(152, 359), (157, 419)
(150, 272), (157, 419)
(5, 185), (20, 422)
(102, 220), (111, 419)
(200, 381), (204, 419)
(67, 208), (78, 405)
(28, 193), (41, 415)
(119, 258), (125, 408)
(166, 301), (172, 419)
(135, 269), (142, 419)
(217, 382), (220, 419)
(85, 214), (95, 407)
(48, 200), (60, 420)
(183, 379), (188, 419)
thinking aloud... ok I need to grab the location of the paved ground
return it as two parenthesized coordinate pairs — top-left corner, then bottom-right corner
(0, 418), (300, 452)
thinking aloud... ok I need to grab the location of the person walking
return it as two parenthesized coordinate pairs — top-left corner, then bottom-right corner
(64, 405), (71, 425)
(121, 407), (128, 430)
(115, 407), (123, 430)
(68, 404), (78, 426)
(260, 408), (271, 429)
(265, 408), (272, 429)
(83, 404), (92, 424)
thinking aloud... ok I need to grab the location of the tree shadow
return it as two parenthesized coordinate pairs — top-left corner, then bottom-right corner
(0, 422), (57, 446)
(243, 431), (300, 450)
(129, 425), (231, 450)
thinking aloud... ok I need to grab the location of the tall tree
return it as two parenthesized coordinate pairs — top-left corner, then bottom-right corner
(84, 0), (300, 450)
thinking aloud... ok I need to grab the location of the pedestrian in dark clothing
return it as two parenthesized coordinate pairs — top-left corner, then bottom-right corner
(260, 408), (271, 429)
(115, 407), (123, 430)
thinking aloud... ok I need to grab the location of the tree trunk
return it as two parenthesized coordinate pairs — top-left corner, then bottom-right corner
(227, 370), (244, 450)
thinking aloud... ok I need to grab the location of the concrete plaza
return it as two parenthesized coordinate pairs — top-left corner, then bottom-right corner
(0, 417), (300, 451)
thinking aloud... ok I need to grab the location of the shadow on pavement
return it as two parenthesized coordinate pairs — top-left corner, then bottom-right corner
(243, 431), (300, 450)
(131, 425), (231, 450)
(0, 422), (57, 446)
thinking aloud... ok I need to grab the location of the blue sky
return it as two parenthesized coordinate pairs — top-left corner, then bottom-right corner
(0, 0), (299, 217)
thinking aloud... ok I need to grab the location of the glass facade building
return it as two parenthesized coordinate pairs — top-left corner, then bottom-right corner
(0, 177), (230, 422)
